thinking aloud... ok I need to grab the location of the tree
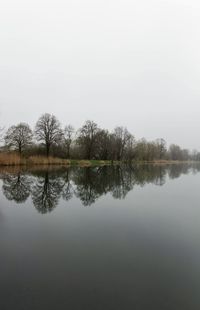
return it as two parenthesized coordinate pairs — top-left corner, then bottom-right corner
(181, 149), (190, 161)
(77, 120), (99, 159)
(134, 139), (148, 161)
(4, 123), (33, 155)
(94, 129), (111, 160)
(113, 127), (133, 160)
(124, 134), (135, 162)
(156, 138), (167, 160)
(169, 144), (182, 160)
(64, 125), (75, 158)
(35, 113), (63, 157)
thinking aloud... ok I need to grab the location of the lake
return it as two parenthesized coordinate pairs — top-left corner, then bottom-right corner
(0, 164), (200, 310)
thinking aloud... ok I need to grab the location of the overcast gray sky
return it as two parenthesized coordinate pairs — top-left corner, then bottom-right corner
(0, 0), (200, 149)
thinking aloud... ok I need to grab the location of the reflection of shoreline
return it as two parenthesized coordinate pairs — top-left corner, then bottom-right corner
(0, 165), (67, 175)
(0, 161), (198, 175)
(1, 164), (200, 212)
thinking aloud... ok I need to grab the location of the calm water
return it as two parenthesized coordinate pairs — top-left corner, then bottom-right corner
(0, 164), (200, 310)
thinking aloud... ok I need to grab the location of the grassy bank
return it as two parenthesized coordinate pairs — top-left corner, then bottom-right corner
(0, 153), (113, 167)
(0, 153), (197, 167)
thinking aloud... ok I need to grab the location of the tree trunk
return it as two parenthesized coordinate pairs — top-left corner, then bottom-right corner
(46, 144), (50, 157)
(67, 145), (70, 159)
(19, 144), (22, 156)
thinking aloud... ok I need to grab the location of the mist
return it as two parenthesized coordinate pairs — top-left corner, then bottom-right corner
(0, 0), (200, 149)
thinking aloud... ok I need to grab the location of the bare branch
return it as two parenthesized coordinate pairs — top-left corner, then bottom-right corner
(35, 113), (63, 157)
(4, 123), (33, 155)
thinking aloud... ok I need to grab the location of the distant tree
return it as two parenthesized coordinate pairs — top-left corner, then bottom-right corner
(156, 138), (167, 160)
(134, 139), (148, 161)
(77, 120), (99, 159)
(64, 125), (75, 158)
(181, 149), (190, 161)
(194, 152), (200, 161)
(95, 129), (111, 160)
(35, 113), (63, 157)
(113, 127), (132, 160)
(191, 150), (198, 161)
(124, 135), (135, 162)
(133, 138), (167, 162)
(169, 144), (183, 160)
(4, 123), (33, 155)
(146, 141), (156, 161)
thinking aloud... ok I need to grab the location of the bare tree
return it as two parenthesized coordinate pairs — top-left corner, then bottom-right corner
(156, 138), (167, 160)
(77, 120), (99, 159)
(4, 123), (33, 155)
(169, 144), (183, 160)
(95, 129), (111, 160)
(113, 127), (132, 160)
(124, 134), (135, 162)
(35, 113), (63, 157)
(64, 124), (74, 158)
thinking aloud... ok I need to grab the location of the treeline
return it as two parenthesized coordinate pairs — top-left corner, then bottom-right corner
(1, 113), (200, 162)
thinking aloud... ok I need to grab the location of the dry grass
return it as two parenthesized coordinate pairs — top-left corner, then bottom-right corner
(0, 153), (112, 167)
(0, 153), (70, 166)
(0, 153), (25, 166)
(0, 153), (193, 168)
(78, 160), (94, 167)
(28, 156), (70, 165)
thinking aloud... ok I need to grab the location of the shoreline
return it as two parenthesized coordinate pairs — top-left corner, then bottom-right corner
(0, 154), (199, 168)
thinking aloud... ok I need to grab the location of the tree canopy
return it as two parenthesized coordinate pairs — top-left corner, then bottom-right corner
(5, 123), (32, 155)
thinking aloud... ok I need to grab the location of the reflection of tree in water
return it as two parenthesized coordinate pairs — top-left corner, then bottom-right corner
(71, 164), (199, 204)
(191, 163), (200, 175)
(2, 173), (31, 203)
(62, 169), (74, 201)
(108, 166), (135, 199)
(72, 167), (103, 206)
(168, 164), (191, 179)
(1, 163), (200, 210)
(72, 166), (136, 204)
(31, 171), (64, 214)
(132, 164), (167, 187)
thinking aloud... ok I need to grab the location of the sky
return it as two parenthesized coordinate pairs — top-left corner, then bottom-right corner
(0, 0), (200, 150)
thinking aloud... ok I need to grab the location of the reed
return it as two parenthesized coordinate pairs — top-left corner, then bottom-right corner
(28, 156), (70, 165)
(0, 153), (70, 166)
(0, 152), (113, 167)
(0, 153), (25, 166)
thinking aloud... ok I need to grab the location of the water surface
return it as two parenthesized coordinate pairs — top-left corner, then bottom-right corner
(0, 164), (200, 310)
